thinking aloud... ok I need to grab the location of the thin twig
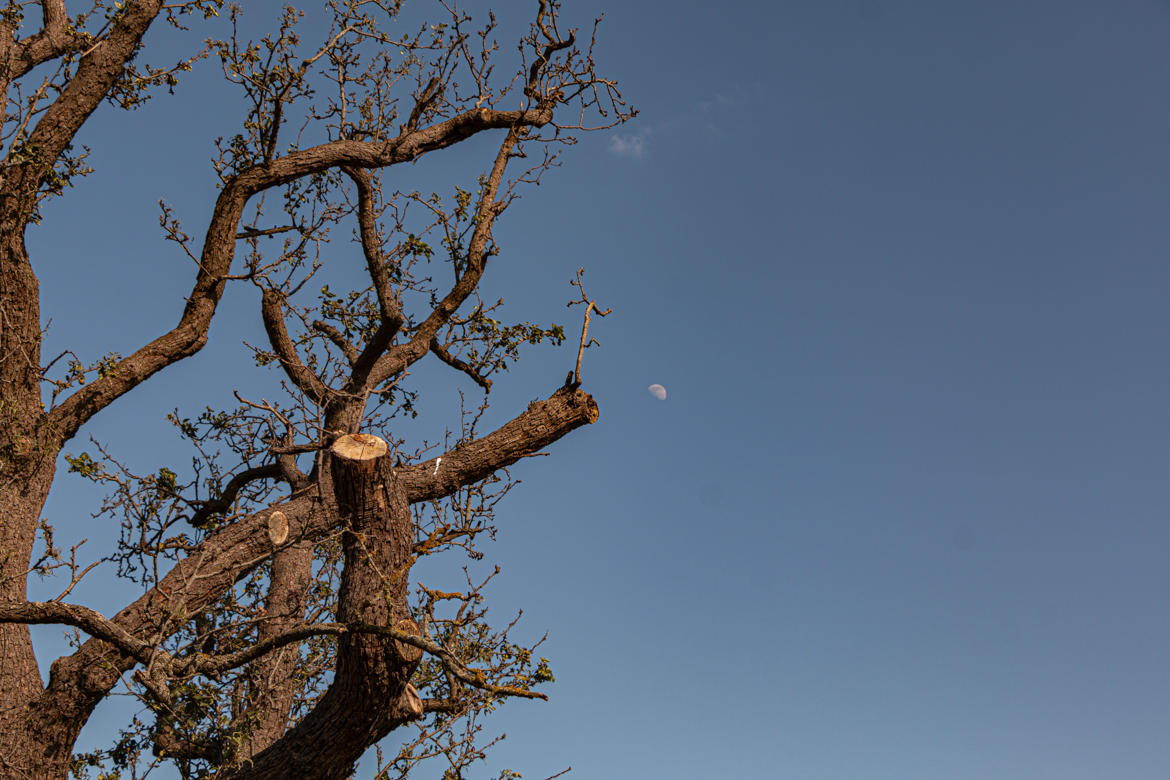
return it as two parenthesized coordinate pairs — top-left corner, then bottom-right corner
(567, 267), (610, 384)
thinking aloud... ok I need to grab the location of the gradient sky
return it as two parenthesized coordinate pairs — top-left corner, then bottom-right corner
(24, 1), (1170, 778)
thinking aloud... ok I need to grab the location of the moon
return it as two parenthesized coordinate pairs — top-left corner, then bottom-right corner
(647, 383), (667, 401)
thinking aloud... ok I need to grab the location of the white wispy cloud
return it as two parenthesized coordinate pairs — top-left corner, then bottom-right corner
(608, 129), (650, 158)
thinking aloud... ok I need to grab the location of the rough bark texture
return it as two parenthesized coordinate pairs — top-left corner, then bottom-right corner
(233, 541), (314, 763)
(0, 2), (627, 774)
(0, 383), (599, 774)
(0, 225), (55, 773)
(2, 10), (178, 763)
(221, 435), (421, 779)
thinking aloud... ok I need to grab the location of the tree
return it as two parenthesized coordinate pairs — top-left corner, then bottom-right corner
(0, 2), (631, 776)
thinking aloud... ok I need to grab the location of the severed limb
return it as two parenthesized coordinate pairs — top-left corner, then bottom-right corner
(400, 385), (598, 502)
(21, 382), (596, 764)
(214, 433), (421, 778)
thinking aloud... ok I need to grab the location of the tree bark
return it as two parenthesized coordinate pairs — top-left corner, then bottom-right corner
(232, 540), (314, 763)
(219, 434), (422, 779)
(0, 384), (596, 776)
(0, 1), (624, 773)
(0, 465), (55, 776)
(0, 223), (58, 775)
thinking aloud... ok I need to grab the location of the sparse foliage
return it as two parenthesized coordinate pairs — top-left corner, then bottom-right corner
(0, 2), (630, 777)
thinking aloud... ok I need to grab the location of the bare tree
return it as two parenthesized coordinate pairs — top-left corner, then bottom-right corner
(0, 1), (631, 777)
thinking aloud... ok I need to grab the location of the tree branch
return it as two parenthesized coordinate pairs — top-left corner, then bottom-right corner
(152, 725), (223, 764)
(430, 337), (492, 391)
(568, 266), (610, 384)
(188, 462), (285, 528)
(339, 169), (397, 317)
(0, 600), (150, 665)
(0, 604), (547, 706)
(10, 1), (90, 81)
(232, 540), (313, 762)
(402, 76), (442, 134)
(337, 166), (403, 394)
(45, 177), (249, 442)
(172, 620), (541, 704)
(421, 698), (463, 714)
(399, 385), (598, 502)
(236, 224), (299, 240)
(364, 120), (529, 389)
(45, 105), (553, 444)
(311, 320), (359, 364)
(260, 287), (333, 402)
(17, 1), (164, 190)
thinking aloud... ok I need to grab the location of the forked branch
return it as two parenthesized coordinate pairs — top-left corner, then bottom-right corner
(568, 267), (610, 385)
(46, 105), (555, 444)
(260, 287), (333, 402)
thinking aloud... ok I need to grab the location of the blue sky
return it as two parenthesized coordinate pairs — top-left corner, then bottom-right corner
(24, 1), (1170, 777)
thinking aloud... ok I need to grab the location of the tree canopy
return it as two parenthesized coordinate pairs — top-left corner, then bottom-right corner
(0, 2), (631, 777)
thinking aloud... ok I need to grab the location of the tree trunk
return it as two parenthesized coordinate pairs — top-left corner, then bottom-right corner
(233, 540), (314, 763)
(0, 223), (62, 775)
(0, 462), (56, 774)
(220, 434), (422, 779)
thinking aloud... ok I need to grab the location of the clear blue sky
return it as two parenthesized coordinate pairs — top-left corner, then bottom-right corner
(26, 1), (1169, 777)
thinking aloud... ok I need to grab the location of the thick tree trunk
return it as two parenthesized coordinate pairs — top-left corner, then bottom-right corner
(220, 434), (423, 779)
(0, 463), (56, 774)
(0, 382), (597, 777)
(0, 224), (60, 775)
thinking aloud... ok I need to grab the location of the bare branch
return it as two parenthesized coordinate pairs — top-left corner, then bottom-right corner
(430, 337), (492, 392)
(175, 620), (541, 702)
(526, 2), (576, 98)
(402, 75), (443, 134)
(341, 167), (399, 323)
(260, 287), (333, 402)
(46, 105), (554, 444)
(188, 462), (285, 528)
(311, 319), (359, 364)
(568, 267), (610, 384)
(236, 225), (299, 240)
(365, 120), (531, 389)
